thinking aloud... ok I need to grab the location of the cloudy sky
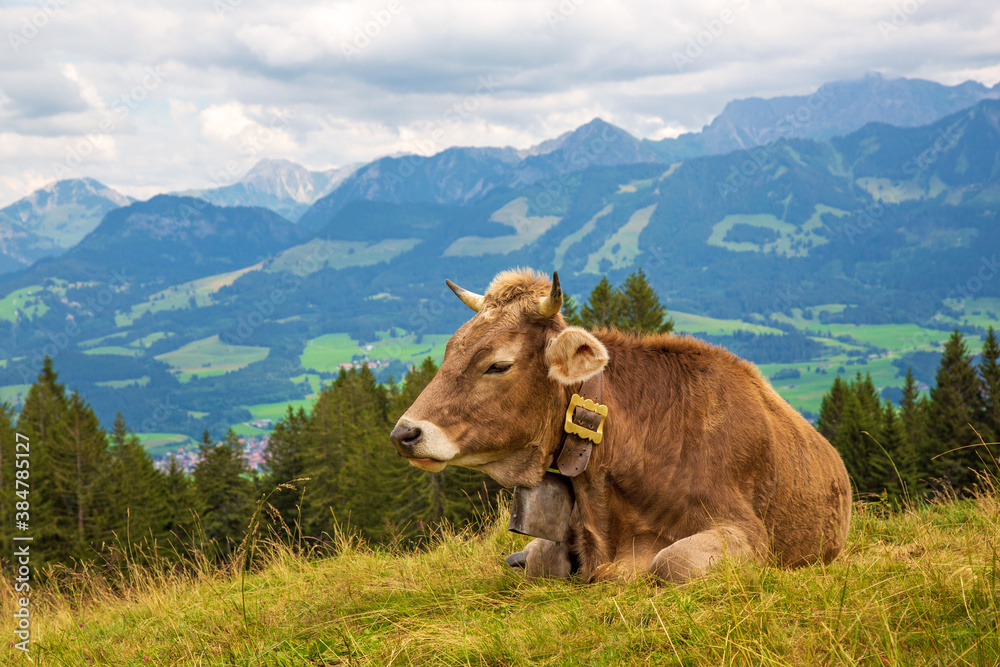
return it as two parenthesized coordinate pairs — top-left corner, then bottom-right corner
(1, 0), (998, 205)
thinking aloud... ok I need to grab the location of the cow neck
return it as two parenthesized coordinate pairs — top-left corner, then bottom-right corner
(548, 371), (607, 478)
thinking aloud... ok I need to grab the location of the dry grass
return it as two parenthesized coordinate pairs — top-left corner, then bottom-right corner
(2, 488), (998, 666)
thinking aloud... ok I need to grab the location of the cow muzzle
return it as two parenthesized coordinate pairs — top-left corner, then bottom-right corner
(390, 417), (457, 472)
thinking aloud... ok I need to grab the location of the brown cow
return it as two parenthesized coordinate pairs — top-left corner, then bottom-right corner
(390, 268), (851, 582)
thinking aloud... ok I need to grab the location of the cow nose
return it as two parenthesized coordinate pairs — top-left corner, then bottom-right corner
(390, 423), (423, 451)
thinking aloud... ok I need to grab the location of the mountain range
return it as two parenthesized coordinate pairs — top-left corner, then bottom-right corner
(1, 72), (998, 437)
(177, 158), (359, 222)
(0, 178), (131, 273)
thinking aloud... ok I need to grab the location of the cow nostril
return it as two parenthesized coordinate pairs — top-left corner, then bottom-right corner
(390, 424), (423, 449)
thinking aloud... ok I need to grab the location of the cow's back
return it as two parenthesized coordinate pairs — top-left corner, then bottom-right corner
(591, 331), (851, 568)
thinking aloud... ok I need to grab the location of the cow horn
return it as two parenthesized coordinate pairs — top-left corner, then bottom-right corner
(446, 279), (485, 312)
(539, 271), (563, 317)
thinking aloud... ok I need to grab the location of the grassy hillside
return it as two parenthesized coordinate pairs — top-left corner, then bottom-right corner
(4, 490), (998, 665)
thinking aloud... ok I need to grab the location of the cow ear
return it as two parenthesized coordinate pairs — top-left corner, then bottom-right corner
(545, 327), (609, 385)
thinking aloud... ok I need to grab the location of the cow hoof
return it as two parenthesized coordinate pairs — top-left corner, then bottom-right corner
(506, 551), (527, 569)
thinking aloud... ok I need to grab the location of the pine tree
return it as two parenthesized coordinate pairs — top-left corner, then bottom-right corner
(193, 430), (255, 558)
(617, 268), (674, 334)
(46, 391), (110, 562)
(898, 368), (929, 494)
(579, 276), (624, 329)
(824, 374), (885, 498)
(816, 375), (848, 442)
(103, 412), (168, 550)
(0, 403), (17, 549)
(877, 401), (919, 503)
(262, 406), (310, 532)
(16, 358), (70, 565)
(928, 330), (987, 491)
(162, 454), (197, 540)
(562, 293), (583, 327)
(979, 327), (1000, 448)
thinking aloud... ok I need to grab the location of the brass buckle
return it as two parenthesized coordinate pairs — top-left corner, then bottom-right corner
(563, 393), (608, 445)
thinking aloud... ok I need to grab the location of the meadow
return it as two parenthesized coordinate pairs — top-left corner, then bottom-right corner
(3, 488), (997, 665)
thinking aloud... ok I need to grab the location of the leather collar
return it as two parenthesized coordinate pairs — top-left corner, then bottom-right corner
(549, 372), (608, 477)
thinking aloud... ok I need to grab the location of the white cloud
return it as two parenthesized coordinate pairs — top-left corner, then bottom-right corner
(0, 0), (998, 205)
(199, 102), (256, 142)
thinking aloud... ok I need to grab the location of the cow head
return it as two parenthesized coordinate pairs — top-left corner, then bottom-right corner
(390, 269), (609, 488)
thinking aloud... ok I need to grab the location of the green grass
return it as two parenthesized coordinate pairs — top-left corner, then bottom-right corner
(82, 345), (142, 357)
(553, 204), (612, 271)
(583, 204), (657, 273)
(706, 205), (845, 258)
(300, 332), (451, 374)
(941, 297), (1000, 330)
(267, 238), (422, 274)
(0, 284), (49, 321)
(117, 263), (265, 326)
(245, 398), (315, 422)
(135, 432), (197, 458)
(95, 376), (150, 389)
(127, 331), (173, 348)
(229, 423), (271, 437)
(0, 384), (30, 405)
(155, 335), (269, 380)
(5, 493), (998, 665)
(444, 197), (561, 257)
(671, 310), (784, 337)
(79, 331), (130, 348)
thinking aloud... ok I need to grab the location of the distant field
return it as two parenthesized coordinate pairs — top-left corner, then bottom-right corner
(95, 376), (150, 389)
(268, 238), (421, 274)
(0, 284), (49, 321)
(583, 205), (657, 273)
(300, 331), (450, 373)
(229, 423), (271, 437)
(444, 198), (560, 257)
(290, 373), (324, 393)
(80, 331), (131, 348)
(128, 331), (173, 348)
(245, 399), (316, 422)
(671, 311), (783, 337)
(135, 432), (197, 458)
(155, 335), (269, 381)
(941, 297), (1000, 330)
(706, 204), (845, 258)
(117, 262), (264, 326)
(666, 307), (972, 414)
(83, 345), (143, 357)
(0, 384), (30, 405)
(553, 205), (612, 271)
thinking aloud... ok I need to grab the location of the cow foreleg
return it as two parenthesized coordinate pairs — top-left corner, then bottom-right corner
(520, 538), (572, 580)
(648, 525), (762, 582)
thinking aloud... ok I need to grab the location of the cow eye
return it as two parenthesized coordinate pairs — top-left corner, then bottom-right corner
(485, 362), (512, 375)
